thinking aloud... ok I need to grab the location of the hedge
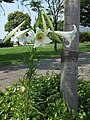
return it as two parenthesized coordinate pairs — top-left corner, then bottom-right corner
(80, 32), (90, 43)
(0, 42), (13, 48)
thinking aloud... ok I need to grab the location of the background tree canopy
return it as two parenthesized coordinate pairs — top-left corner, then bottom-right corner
(1, 0), (90, 28)
(0, 0), (14, 3)
(4, 11), (31, 32)
(80, 0), (90, 27)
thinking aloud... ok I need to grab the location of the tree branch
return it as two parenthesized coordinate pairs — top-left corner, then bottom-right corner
(45, 0), (54, 16)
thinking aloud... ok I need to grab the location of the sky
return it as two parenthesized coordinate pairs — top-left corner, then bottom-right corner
(0, 1), (90, 39)
(0, 1), (38, 39)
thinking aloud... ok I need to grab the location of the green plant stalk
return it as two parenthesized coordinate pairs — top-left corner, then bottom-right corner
(23, 46), (36, 119)
(25, 82), (29, 119)
(26, 46), (36, 79)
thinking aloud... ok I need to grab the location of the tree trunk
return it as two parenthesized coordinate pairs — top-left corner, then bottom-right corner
(54, 20), (58, 51)
(54, 40), (57, 51)
(60, 0), (80, 113)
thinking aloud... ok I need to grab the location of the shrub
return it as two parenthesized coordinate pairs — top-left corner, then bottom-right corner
(78, 80), (90, 119)
(0, 73), (90, 119)
(80, 32), (90, 43)
(0, 42), (13, 48)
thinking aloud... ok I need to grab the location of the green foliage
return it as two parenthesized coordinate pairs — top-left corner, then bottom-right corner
(80, 0), (90, 27)
(4, 11), (31, 32)
(0, 73), (90, 119)
(57, 21), (63, 31)
(0, 73), (69, 119)
(79, 43), (90, 52)
(80, 32), (90, 43)
(0, 45), (89, 120)
(30, 0), (43, 13)
(0, 42), (13, 47)
(78, 80), (90, 119)
(0, 83), (25, 119)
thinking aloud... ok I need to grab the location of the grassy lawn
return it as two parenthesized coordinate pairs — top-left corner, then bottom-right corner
(0, 43), (90, 67)
(79, 43), (90, 52)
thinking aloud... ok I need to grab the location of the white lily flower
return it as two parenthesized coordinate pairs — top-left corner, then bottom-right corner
(27, 31), (35, 42)
(11, 36), (24, 46)
(11, 36), (18, 44)
(3, 21), (25, 43)
(55, 25), (77, 47)
(11, 29), (30, 45)
(15, 29), (30, 44)
(30, 27), (52, 48)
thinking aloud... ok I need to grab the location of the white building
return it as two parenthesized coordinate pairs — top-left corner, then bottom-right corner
(0, 39), (2, 43)
(79, 25), (90, 32)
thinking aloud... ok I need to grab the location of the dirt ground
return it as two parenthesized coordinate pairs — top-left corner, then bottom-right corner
(0, 52), (90, 92)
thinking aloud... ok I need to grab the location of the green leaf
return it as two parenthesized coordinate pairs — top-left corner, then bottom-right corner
(3, 21), (25, 43)
(41, 13), (47, 32)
